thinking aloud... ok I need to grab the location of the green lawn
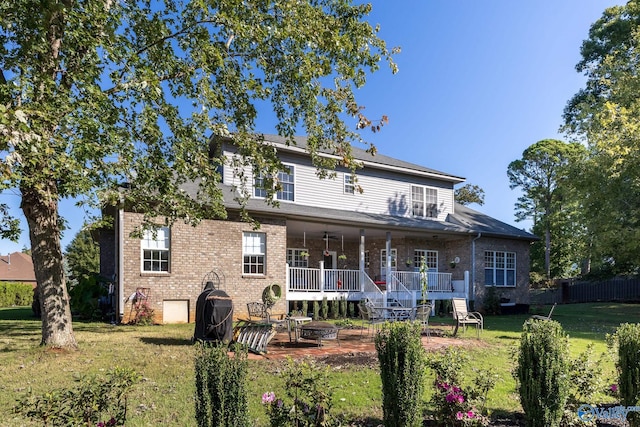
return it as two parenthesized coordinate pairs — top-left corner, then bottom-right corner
(0, 303), (636, 426)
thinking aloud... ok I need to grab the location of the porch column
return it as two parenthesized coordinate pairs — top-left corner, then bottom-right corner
(385, 232), (392, 290)
(359, 229), (365, 292)
(319, 260), (325, 292)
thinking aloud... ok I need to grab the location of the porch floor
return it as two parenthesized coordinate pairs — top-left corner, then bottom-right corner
(243, 323), (484, 360)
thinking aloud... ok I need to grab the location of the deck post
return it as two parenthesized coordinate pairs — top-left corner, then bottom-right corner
(385, 231), (392, 290)
(319, 260), (325, 292)
(359, 229), (365, 292)
(464, 270), (470, 300)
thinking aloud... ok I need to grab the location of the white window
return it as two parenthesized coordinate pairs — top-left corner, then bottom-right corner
(254, 165), (295, 201)
(254, 173), (268, 198)
(243, 232), (266, 275)
(411, 185), (438, 218)
(380, 249), (397, 269)
(413, 250), (438, 270)
(287, 248), (309, 268)
(344, 173), (355, 194)
(484, 251), (516, 287)
(276, 165), (295, 201)
(141, 227), (170, 272)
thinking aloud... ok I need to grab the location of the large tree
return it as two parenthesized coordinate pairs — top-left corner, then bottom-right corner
(563, 1), (640, 275)
(454, 183), (485, 206)
(0, 0), (397, 348)
(507, 139), (587, 279)
(65, 228), (100, 287)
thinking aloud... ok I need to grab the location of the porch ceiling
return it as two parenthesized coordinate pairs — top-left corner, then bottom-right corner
(285, 219), (460, 242)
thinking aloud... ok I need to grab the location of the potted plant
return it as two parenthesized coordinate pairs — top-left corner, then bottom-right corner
(405, 258), (413, 268)
(300, 251), (309, 258)
(338, 253), (347, 269)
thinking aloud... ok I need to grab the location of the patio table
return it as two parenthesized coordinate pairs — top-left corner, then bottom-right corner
(373, 306), (415, 322)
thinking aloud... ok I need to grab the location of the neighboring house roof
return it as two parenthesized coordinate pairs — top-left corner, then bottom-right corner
(0, 252), (37, 282)
(215, 184), (536, 241)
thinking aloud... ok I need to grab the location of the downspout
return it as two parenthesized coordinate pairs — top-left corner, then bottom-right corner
(471, 232), (482, 301)
(117, 207), (125, 322)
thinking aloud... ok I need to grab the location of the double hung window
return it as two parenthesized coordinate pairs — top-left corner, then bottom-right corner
(142, 227), (170, 272)
(411, 185), (438, 218)
(243, 232), (266, 275)
(254, 165), (295, 201)
(484, 251), (516, 286)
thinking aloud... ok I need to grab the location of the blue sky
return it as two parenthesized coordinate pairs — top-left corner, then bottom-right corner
(0, 0), (624, 254)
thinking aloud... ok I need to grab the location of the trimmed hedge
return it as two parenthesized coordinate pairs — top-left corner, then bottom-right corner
(0, 282), (33, 307)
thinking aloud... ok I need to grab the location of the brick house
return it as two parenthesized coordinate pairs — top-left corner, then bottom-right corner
(0, 252), (37, 286)
(100, 134), (536, 324)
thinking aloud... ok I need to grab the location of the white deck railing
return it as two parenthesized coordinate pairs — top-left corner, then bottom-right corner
(288, 267), (361, 292)
(286, 265), (463, 302)
(392, 271), (453, 293)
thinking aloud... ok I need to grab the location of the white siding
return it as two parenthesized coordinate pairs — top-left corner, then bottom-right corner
(223, 146), (456, 221)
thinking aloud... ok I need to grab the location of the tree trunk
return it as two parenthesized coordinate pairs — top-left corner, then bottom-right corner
(545, 226), (551, 280)
(21, 183), (77, 349)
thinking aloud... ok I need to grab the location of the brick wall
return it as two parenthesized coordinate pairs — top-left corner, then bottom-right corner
(285, 233), (531, 309)
(119, 212), (287, 324)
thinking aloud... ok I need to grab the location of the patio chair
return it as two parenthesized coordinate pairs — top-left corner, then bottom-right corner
(530, 303), (557, 321)
(358, 302), (385, 339)
(414, 304), (432, 339)
(452, 298), (483, 338)
(246, 302), (269, 322)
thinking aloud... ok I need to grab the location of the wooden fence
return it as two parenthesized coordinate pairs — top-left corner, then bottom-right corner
(530, 278), (640, 304)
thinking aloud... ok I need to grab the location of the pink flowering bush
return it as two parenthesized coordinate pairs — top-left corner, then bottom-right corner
(428, 348), (495, 426)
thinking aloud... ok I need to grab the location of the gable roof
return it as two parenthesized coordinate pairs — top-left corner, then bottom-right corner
(0, 252), (37, 283)
(239, 134), (466, 184)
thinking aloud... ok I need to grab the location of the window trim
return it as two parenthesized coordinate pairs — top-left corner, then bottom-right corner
(141, 226), (170, 273)
(243, 231), (266, 276)
(286, 248), (309, 268)
(411, 185), (438, 218)
(484, 251), (516, 287)
(344, 173), (355, 194)
(413, 249), (438, 271)
(254, 164), (295, 202)
(380, 248), (397, 269)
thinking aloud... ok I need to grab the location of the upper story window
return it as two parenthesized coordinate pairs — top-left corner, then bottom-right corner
(277, 166), (295, 201)
(484, 251), (516, 287)
(413, 249), (438, 270)
(243, 232), (266, 275)
(411, 185), (438, 218)
(344, 173), (355, 194)
(287, 248), (309, 267)
(141, 227), (170, 272)
(254, 165), (295, 201)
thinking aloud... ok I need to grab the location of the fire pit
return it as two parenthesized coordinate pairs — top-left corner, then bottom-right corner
(298, 321), (340, 346)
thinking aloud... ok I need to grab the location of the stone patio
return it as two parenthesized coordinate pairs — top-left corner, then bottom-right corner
(245, 323), (484, 360)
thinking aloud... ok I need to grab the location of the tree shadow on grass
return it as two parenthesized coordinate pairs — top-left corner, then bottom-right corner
(140, 337), (193, 346)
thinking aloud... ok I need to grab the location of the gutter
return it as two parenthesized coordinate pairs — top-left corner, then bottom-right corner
(117, 207), (125, 322)
(471, 232), (482, 301)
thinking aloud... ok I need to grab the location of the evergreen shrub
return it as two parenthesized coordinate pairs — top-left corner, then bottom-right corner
(375, 321), (426, 427)
(194, 342), (249, 427)
(516, 319), (569, 427)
